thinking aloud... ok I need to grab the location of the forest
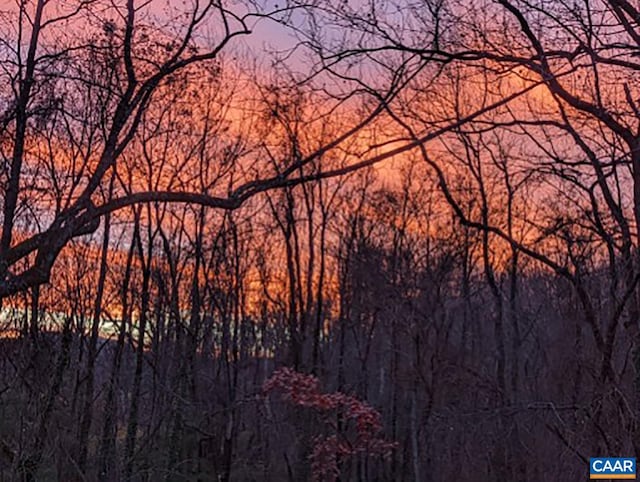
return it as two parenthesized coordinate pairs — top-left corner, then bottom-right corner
(0, 0), (638, 480)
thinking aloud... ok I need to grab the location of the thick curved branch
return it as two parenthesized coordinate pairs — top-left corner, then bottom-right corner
(0, 75), (543, 298)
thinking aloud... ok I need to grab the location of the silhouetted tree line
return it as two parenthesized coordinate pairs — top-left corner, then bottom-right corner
(0, 1), (640, 481)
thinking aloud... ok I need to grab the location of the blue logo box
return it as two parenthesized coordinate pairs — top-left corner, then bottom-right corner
(590, 458), (636, 479)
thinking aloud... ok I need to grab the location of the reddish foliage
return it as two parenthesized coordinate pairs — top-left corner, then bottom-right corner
(263, 367), (396, 481)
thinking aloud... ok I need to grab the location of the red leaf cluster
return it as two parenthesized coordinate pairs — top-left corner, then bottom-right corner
(263, 367), (396, 481)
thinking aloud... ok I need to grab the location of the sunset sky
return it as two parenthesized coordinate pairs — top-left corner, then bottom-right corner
(0, 2), (639, 481)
